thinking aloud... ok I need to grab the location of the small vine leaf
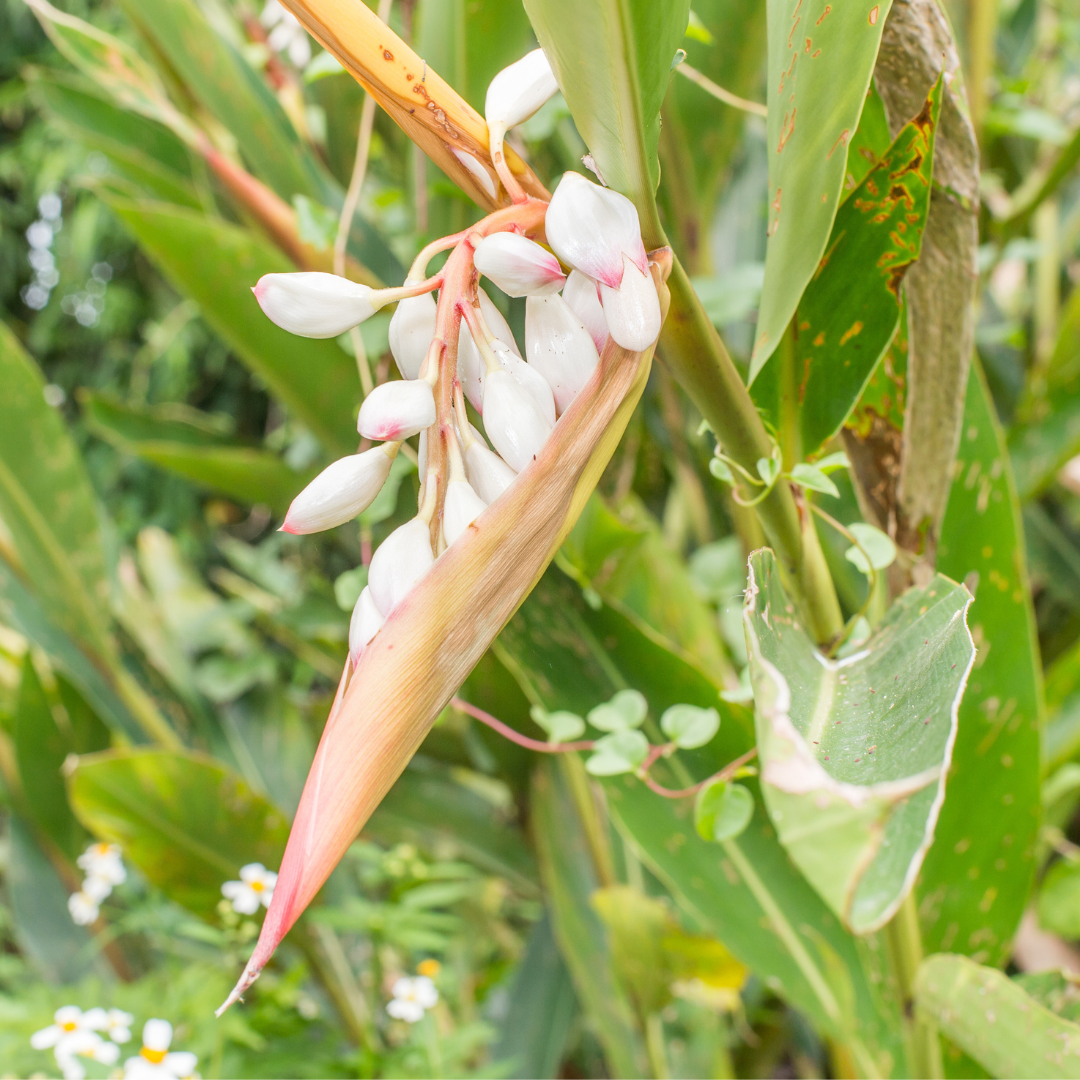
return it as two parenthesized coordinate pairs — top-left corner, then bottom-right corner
(709, 457), (734, 483)
(844, 522), (897, 574)
(815, 451), (851, 474)
(744, 549), (975, 933)
(790, 463), (840, 499)
(660, 704), (720, 749)
(694, 780), (754, 843)
(531, 706), (586, 743)
(756, 457), (779, 486)
(585, 730), (650, 776)
(588, 689), (648, 732)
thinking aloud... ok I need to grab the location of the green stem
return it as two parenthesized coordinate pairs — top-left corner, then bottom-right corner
(658, 258), (843, 644)
(884, 894), (943, 1079)
(113, 667), (182, 747)
(645, 1012), (671, 1079)
(966, 0), (999, 144)
(298, 923), (380, 1051)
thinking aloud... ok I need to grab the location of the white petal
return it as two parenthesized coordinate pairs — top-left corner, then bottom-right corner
(457, 325), (485, 413)
(501, 347), (556, 427)
(282, 445), (395, 534)
(389, 286), (436, 380)
(451, 148), (497, 199)
(142, 1019), (173, 1053)
(165, 1051), (199, 1076)
(473, 233), (565, 298)
(481, 369), (552, 473)
(443, 480), (487, 546)
(464, 442), (517, 503)
(479, 288), (521, 356)
(368, 518), (435, 616)
(599, 255), (661, 352)
(413, 975), (440, 1008)
(525, 295), (600, 415)
(544, 172), (647, 288)
(81, 875), (113, 902)
(484, 48), (559, 131)
(358, 380), (436, 441)
(90, 1040), (120, 1065)
(68, 892), (98, 925)
(31, 1026), (61, 1050)
(562, 269), (610, 354)
(56, 1007), (83, 1026)
(253, 272), (377, 338)
(349, 586), (385, 661)
(387, 999), (425, 1023)
(239, 862), (267, 884)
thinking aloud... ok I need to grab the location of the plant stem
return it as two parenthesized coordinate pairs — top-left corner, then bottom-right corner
(645, 1012), (671, 1079)
(884, 893), (943, 1079)
(298, 923), (380, 1051)
(659, 258), (843, 644)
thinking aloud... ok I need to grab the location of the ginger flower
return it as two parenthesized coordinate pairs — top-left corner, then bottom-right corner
(221, 862), (278, 915)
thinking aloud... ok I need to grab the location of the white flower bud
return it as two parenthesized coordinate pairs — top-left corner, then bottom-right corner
(368, 517), (435, 616)
(598, 255), (662, 351)
(544, 172), (648, 290)
(458, 289), (522, 412)
(358, 379), (436, 441)
(485, 48), (559, 136)
(493, 342), (556, 427)
(464, 441), (518, 503)
(281, 444), (396, 534)
(563, 269), (610, 354)
(525, 295), (600, 415)
(482, 368), (553, 472)
(253, 272), (378, 338)
(474, 233), (565, 298)
(443, 479), (488, 546)
(480, 289), (521, 356)
(349, 586), (385, 662)
(389, 284), (436, 380)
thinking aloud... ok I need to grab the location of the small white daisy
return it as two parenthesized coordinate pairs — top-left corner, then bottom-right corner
(122, 1019), (199, 1080)
(221, 863), (277, 915)
(386, 975), (439, 1023)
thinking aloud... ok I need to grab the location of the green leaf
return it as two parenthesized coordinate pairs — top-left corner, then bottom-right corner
(923, 362), (1043, 966)
(588, 689), (648, 732)
(14, 656), (90, 859)
(790, 463), (840, 498)
(7, 816), (104, 984)
(531, 706), (586, 743)
(67, 748), (290, 919)
(845, 80), (892, 190)
(0, 323), (112, 657)
(1036, 859), (1080, 939)
(366, 766), (538, 894)
(816, 451), (852, 473)
(490, 914), (577, 1080)
(694, 780), (754, 841)
(531, 758), (649, 1078)
(586, 730), (649, 776)
(497, 575), (900, 1065)
(745, 548), (975, 933)
(709, 456), (734, 483)
(915, 954), (1080, 1080)
(113, 0), (322, 204)
(100, 196), (361, 456)
(844, 521), (897, 574)
(81, 391), (317, 513)
(751, 0), (892, 379)
(30, 69), (199, 207)
(660, 703), (720, 748)
(753, 76), (942, 452)
(659, 0), (768, 256)
(522, 0), (690, 224)
(756, 456), (779, 486)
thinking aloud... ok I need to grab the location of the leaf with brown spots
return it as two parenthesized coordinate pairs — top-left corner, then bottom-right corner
(752, 74), (942, 460)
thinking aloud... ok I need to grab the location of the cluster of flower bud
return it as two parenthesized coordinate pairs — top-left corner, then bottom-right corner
(249, 51), (661, 676)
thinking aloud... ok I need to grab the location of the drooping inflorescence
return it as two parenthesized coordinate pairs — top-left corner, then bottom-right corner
(251, 97), (662, 671)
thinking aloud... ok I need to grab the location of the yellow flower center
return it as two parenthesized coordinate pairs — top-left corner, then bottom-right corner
(62, 1022), (78, 1032)
(251, 881), (264, 892)
(417, 959), (441, 978)
(141, 1048), (168, 1064)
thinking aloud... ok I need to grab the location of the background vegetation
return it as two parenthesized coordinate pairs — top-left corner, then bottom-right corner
(1, 0), (1080, 1076)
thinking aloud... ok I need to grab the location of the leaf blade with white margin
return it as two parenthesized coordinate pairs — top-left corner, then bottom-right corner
(744, 549), (975, 933)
